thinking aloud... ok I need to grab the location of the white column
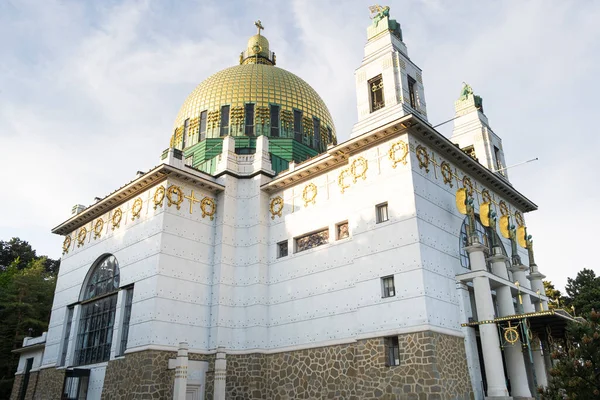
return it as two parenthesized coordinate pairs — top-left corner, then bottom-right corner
(467, 244), (511, 398)
(214, 346), (227, 400)
(173, 342), (189, 400)
(527, 268), (549, 388)
(489, 251), (532, 399)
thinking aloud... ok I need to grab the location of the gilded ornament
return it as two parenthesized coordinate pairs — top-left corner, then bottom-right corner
(302, 183), (317, 207)
(499, 201), (509, 217)
(481, 189), (491, 203)
(440, 161), (453, 187)
(201, 197), (216, 220)
(338, 169), (352, 194)
(499, 215), (510, 239)
(415, 145), (430, 172)
(479, 202), (491, 227)
(350, 157), (368, 183)
(184, 190), (201, 214)
(270, 196), (284, 219)
(455, 188), (467, 215)
(514, 211), (524, 227)
(503, 322), (520, 344)
(131, 198), (143, 220)
(62, 236), (71, 255)
(517, 226), (528, 249)
(153, 185), (166, 209)
(167, 185), (184, 210)
(112, 208), (123, 229)
(93, 218), (104, 239)
(388, 141), (409, 168)
(462, 176), (474, 195)
(77, 227), (87, 247)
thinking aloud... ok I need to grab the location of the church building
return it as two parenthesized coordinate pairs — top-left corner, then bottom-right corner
(12, 7), (575, 400)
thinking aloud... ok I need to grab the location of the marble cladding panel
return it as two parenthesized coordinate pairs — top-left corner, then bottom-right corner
(425, 296), (462, 330)
(356, 296), (428, 335)
(152, 296), (212, 326)
(158, 253), (212, 284)
(155, 274), (211, 304)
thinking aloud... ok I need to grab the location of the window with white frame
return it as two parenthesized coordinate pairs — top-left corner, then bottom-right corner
(118, 286), (134, 356)
(60, 305), (75, 366)
(376, 203), (389, 223)
(381, 276), (395, 298)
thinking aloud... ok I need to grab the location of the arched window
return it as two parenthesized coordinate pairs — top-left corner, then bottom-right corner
(74, 255), (120, 366)
(459, 215), (507, 269)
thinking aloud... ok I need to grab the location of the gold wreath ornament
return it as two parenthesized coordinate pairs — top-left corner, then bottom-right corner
(441, 162), (453, 187)
(338, 169), (352, 194)
(153, 185), (166, 209)
(479, 202), (491, 227)
(167, 185), (184, 210)
(62, 236), (71, 254)
(303, 183), (317, 207)
(388, 141), (409, 168)
(456, 188), (467, 215)
(514, 211), (524, 227)
(350, 157), (368, 183)
(112, 208), (123, 229)
(77, 227), (87, 247)
(416, 145), (430, 172)
(462, 176), (474, 195)
(481, 189), (491, 203)
(201, 197), (216, 220)
(94, 219), (104, 239)
(499, 200), (509, 217)
(131, 198), (143, 220)
(270, 196), (284, 219)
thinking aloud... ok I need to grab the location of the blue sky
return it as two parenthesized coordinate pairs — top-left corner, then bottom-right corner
(1, 0), (598, 291)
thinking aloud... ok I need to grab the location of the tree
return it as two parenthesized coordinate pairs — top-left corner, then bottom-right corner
(565, 269), (600, 317)
(0, 238), (37, 271)
(544, 280), (565, 309)
(539, 310), (600, 400)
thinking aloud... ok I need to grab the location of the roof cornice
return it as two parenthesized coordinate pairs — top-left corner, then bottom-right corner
(51, 164), (224, 236)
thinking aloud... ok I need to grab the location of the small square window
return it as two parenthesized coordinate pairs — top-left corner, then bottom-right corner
(381, 276), (395, 298)
(336, 221), (349, 240)
(376, 203), (389, 223)
(384, 336), (400, 366)
(277, 241), (288, 258)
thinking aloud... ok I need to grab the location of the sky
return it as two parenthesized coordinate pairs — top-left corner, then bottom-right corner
(1, 0), (598, 291)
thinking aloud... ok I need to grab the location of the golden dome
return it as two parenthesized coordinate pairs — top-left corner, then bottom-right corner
(244, 34), (270, 61)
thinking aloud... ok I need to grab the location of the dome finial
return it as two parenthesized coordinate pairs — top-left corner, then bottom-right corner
(255, 20), (264, 36)
(240, 20), (275, 66)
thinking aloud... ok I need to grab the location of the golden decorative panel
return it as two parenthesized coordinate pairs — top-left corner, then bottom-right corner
(184, 190), (201, 214)
(456, 188), (467, 215)
(167, 185), (184, 210)
(154, 186), (165, 209)
(94, 219), (104, 239)
(62, 236), (71, 255)
(416, 145), (430, 172)
(201, 197), (216, 220)
(77, 227), (87, 247)
(338, 169), (352, 194)
(440, 162), (453, 187)
(350, 157), (368, 183)
(388, 141), (408, 168)
(303, 183), (317, 207)
(131, 198), (143, 220)
(112, 208), (123, 229)
(462, 176), (474, 195)
(270, 196), (284, 219)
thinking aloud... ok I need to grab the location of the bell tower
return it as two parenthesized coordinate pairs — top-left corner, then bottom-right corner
(351, 6), (428, 138)
(450, 84), (509, 181)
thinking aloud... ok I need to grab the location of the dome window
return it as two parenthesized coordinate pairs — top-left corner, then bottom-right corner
(293, 109), (303, 142)
(199, 110), (207, 141)
(245, 104), (255, 136)
(270, 105), (280, 137)
(313, 117), (321, 151)
(220, 105), (230, 136)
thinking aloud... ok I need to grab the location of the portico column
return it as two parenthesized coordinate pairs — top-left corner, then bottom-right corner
(489, 249), (532, 399)
(213, 346), (227, 400)
(527, 266), (549, 388)
(467, 243), (511, 398)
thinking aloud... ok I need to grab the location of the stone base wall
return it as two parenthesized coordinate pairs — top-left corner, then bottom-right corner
(9, 374), (23, 400)
(32, 367), (64, 400)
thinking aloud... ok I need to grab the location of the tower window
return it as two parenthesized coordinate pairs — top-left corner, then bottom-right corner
(494, 146), (504, 174)
(407, 76), (417, 108)
(381, 275), (395, 298)
(245, 104), (255, 136)
(369, 75), (385, 112)
(376, 202), (389, 223)
(384, 336), (400, 366)
(313, 117), (321, 150)
(293, 109), (303, 142)
(270, 105), (280, 137)
(220, 105), (230, 136)
(199, 110), (207, 141)
(277, 240), (288, 258)
(182, 118), (190, 148)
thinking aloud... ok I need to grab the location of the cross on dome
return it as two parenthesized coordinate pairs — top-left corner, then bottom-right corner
(255, 20), (264, 35)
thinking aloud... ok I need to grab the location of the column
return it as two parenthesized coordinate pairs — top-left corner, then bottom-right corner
(466, 243), (511, 399)
(173, 342), (189, 400)
(489, 249), (532, 399)
(527, 267), (549, 388)
(214, 346), (227, 400)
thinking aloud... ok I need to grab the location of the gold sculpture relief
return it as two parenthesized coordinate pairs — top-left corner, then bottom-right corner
(503, 322), (520, 344)
(440, 162), (453, 187)
(201, 197), (216, 220)
(388, 141), (409, 168)
(338, 169), (352, 194)
(167, 185), (184, 210)
(270, 196), (284, 219)
(303, 183), (317, 207)
(153, 185), (166, 209)
(462, 176), (474, 195)
(455, 188), (467, 215)
(499, 215), (511, 239)
(499, 200), (509, 217)
(481, 189), (491, 204)
(112, 208), (123, 229)
(77, 227), (87, 247)
(514, 211), (524, 227)
(479, 202), (491, 227)
(131, 198), (143, 220)
(93, 219), (104, 239)
(350, 157), (368, 183)
(415, 145), (430, 172)
(184, 190), (201, 214)
(62, 236), (71, 255)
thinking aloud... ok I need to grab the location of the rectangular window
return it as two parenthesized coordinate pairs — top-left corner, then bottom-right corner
(369, 75), (385, 112)
(185, 155), (193, 166)
(336, 221), (349, 240)
(270, 105), (280, 137)
(199, 110), (207, 141)
(118, 287), (134, 356)
(381, 276), (395, 298)
(60, 306), (75, 366)
(220, 105), (230, 137)
(182, 118), (190, 148)
(376, 203), (389, 223)
(296, 229), (329, 253)
(384, 336), (400, 366)
(494, 146), (503, 173)
(18, 358), (34, 400)
(245, 103), (255, 136)
(327, 127), (333, 145)
(74, 294), (118, 366)
(408, 76), (417, 108)
(313, 117), (321, 150)
(277, 241), (288, 258)
(62, 369), (90, 400)
(293, 109), (303, 142)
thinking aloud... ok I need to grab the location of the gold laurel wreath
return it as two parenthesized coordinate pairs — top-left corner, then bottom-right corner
(270, 197), (284, 219)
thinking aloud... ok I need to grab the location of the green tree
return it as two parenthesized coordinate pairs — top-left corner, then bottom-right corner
(0, 238), (37, 271)
(565, 269), (600, 316)
(539, 311), (600, 400)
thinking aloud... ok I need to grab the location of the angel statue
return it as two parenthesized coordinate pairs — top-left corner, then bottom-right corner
(369, 5), (390, 26)
(465, 196), (477, 244)
(508, 224), (522, 266)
